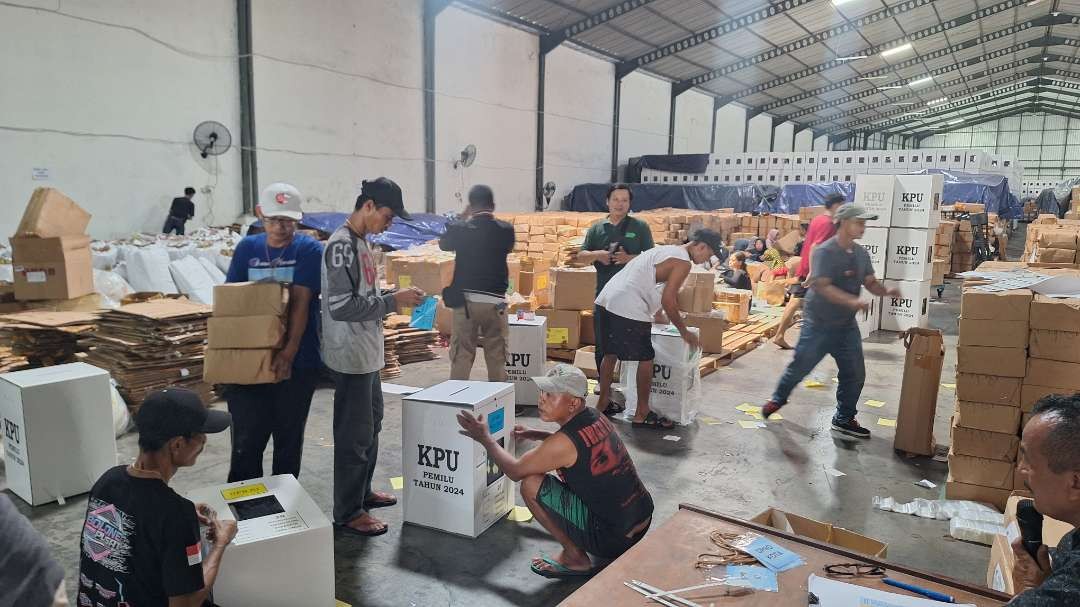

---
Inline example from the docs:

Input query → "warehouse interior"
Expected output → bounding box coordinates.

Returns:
[3,1,1080,606]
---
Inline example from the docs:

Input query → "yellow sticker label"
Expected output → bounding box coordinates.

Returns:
[390,476,404,490]
[402,307,413,316]
[877,418,897,427]
[546,327,569,345]
[508,505,534,522]
[399,275,412,288]
[221,483,268,501]
[804,380,825,388]
[536,273,549,290]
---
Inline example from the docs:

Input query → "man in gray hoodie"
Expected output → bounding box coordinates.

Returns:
[322,177,423,537]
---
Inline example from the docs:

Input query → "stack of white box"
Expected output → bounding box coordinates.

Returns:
[854,174,943,334]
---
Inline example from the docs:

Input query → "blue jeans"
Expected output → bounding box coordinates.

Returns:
[771,318,865,423]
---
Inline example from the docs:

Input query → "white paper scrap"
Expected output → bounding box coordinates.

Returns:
[807,574,977,607]
[382,383,422,395]
[915,479,937,489]
[662,435,681,442]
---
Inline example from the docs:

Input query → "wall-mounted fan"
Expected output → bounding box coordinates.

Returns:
[453,144,477,169]
[193,121,233,158]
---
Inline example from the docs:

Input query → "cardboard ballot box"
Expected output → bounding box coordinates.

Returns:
[507,316,546,407]
[0,363,116,505]
[880,279,930,332]
[856,227,888,278]
[402,381,516,538]
[186,475,334,607]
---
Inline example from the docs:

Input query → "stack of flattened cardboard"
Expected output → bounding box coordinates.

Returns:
[381,327,401,380]
[204,282,288,385]
[0,310,96,368]
[85,298,212,408]
[10,188,94,301]
[385,315,438,367]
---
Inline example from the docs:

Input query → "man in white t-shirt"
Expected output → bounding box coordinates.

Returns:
[593,229,725,429]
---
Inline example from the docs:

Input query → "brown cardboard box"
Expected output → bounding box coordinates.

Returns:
[203,348,279,384]
[1029,329,1080,363]
[573,346,598,379]
[398,258,454,295]
[1004,495,1075,548]
[956,345,1027,377]
[207,315,285,349]
[1038,231,1079,249]
[951,414,1019,461]
[435,296,453,335]
[986,532,1016,595]
[682,313,728,353]
[958,319,1028,348]
[1021,384,1063,412]
[945,478,1011,511]
[550,268,597,311]
[956,373,1022,406]
[948,451,1015,489]
[677,269,715,314]
[1037,248,1077,263]
[537,309,582,349]
[1030,295,1080,331]
[579,310,595,346]
[960,289,1032,321]
[16,188,92,237]
[213,282,289,317]
[1025,358,1080,391]
[799,206,827,222]
[932,259,947,285]
[894,329,944,456]
[751,508,887,558]
[11,235,94,301]
[775,230,801,255]
[955,401,1021,434]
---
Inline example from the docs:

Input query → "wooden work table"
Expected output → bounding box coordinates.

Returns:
[561,504,1011,606]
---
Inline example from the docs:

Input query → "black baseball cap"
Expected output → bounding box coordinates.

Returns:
[824,193,847,208]
[357,177,411,221]
[134,388,231,442]
[691,228,727,260]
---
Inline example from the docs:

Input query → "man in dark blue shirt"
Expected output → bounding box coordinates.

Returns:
[223,182,324,482]
[163,187,196,235]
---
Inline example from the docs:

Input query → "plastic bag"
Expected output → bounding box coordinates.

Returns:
[410,296,437,330]
[93,269,135,309]
[111,381,131,437]
[949,518,1006,545]
[127,246,178,293]
[197,257,226,285]
[620,326,701,425]
[168,257,215,304]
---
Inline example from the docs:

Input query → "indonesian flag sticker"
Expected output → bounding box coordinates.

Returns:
[186,542,203,566]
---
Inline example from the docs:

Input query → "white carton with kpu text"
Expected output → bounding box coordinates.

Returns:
[891,174,943,229]
[856,226,889,278]
[853,175,895,227]
[507,316,546,407]
[881,279,931,332]
[885,227,934,281]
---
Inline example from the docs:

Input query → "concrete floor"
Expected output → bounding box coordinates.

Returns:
[5,232,1018,606]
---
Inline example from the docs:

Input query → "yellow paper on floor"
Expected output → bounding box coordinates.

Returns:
[508,506,533,522]
[738,420,764,429]
[941,383,956,390]
[767,413,783,420]
[336,601,352,607]
[698,416,723,425]
[390,476,404,490]
[745,411,763,420]
[736,403,761,413]
[876,418,897,427]
[865,399,885,408]
[804,380,825,388]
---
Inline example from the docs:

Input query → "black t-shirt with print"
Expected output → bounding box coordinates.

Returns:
[78,466,205,607]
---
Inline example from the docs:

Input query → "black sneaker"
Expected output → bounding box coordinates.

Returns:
[831,418,870,438]
[762,400,784,419]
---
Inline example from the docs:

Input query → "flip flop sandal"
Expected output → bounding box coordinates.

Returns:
[632,411,674,429]
[363,493,398,509]
[601,401,626,417]
[335,521,389,537]
[529,555,595,579]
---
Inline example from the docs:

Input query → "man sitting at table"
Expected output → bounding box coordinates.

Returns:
[456,364,654,579]
[1009,392,1080,604]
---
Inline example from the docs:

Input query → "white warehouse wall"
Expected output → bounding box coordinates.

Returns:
[544,45,613,204]
[772,122,795,152]
[0,0,242,240]
[618,71,671,168]
[673,90,713,154]
[251,0,425,214]
[794,129,814,152]
[435,7,538,213]
[814,135,830,151]
[746,114,774,152]
[713,104,747,153]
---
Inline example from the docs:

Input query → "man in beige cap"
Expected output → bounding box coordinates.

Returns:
[457,364,653,579]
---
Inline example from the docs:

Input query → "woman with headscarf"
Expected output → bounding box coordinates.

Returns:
[765,228,780,250]
[748,237,767,262]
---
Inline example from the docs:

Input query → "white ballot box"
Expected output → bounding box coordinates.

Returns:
[507,315,546,406]
[0,363,115,506]
[619,325,701,425]
[402,381,515,538]
[857,288,880,340]
[186,474,334,607]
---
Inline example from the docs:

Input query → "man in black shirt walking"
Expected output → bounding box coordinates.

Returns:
[457,364,653,579]
[163,187,196,235]
[78,388,236,607]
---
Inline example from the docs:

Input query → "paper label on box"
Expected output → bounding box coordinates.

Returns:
[1006,521,1020,545]
[221,483,269,501]
[399,275,412,288]
[536,274,548,290]
[234,511,309,545]
[992,564,1006,592]
[26,271,47,283]
[546,327,568,345]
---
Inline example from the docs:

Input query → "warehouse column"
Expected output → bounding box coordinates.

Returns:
[423,0,451,213]
[236,0,257,214]
[709,97,721,153]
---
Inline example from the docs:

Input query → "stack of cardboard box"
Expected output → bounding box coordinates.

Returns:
[986,495,1076,595]
[204,282,288,384]
[948,288,1031,510]
[713,288,751,323]
[537,267,596,355]
[10,188,94,301]
[1028,225,1079,265]
[384,251,455,296]
[951,218,976,273]
[1024,294,1080,421]
[933,220,957,284]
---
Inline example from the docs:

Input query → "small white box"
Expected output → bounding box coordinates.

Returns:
[853,174,895,227]
[0,363,116,506]
[507,316,546,407]
[857,288,880,340]
[892,174,943,229]
[620,326,700,425]
[402,381,515,538]
[856,226,889,278]
[880,279,931,332]
[885,227,934,281]
[186,475,335,607]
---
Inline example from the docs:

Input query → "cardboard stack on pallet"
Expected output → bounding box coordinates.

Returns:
[0,311,96,369]
[498,212,601,264]
[537,267,596,358]
[713,287,751,324]
[203,282,288,385]
[1023,218,1080,266]
[933,220,957,283]
[10,188,94,302]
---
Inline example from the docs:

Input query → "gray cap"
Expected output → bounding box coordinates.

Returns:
[833,203,878,223]
[259,182,304,220]
[531,364,588,399]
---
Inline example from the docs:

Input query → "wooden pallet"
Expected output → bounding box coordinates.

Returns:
[546,347,577,362]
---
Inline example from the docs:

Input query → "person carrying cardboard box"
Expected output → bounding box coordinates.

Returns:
[762,205,901,438]
[1009,393,1080,604]
[439,185,516,382]
[222,183,324,483]
[574,184,655,372]
[593,229,725,429]
[322,177,424,537]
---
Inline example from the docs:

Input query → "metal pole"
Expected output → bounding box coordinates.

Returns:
[236,0,257,214]
[535,50,546,210]
[611,78,622,181]
[422,1,446,213]
[668,90,676,154]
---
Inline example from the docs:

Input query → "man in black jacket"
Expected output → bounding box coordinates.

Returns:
[163,187,196,235]
[440,185,515,381]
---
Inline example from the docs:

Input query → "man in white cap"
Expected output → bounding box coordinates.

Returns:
[457,364,654,579]
[221,183,325,482]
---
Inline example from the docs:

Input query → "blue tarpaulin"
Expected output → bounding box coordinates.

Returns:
[565,183,767,213]
[775,182,855,213]
[250,212,450,250]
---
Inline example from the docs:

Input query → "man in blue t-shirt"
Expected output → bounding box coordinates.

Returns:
[223,182,324,482]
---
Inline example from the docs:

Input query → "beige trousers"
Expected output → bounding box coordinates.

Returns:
[449,302,509,381]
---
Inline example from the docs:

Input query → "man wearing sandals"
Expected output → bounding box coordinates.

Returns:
[456,364,653,578]
[592,229,726,429]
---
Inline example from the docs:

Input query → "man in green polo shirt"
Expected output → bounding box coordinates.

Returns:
[574,183,654,394]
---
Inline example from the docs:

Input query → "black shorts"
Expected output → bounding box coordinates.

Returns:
[595,306,654,361]
[536,475,647,559]
[788,282,809,299]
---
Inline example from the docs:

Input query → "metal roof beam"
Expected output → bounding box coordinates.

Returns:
[539,0,659,54]
[879,81,1080,134]
[891,91,1042,134]
[888,87,1080,135]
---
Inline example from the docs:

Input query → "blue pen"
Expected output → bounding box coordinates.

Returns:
[883,577,955,603]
